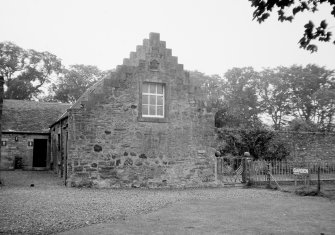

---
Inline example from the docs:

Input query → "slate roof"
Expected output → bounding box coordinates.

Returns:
[2,99,71,133]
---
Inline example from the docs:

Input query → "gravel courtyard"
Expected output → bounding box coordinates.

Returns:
[0,171,335,235]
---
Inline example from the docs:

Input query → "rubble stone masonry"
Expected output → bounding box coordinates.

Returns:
[1,133,49,170]
[66,33,216,188]
[279,132,335,162]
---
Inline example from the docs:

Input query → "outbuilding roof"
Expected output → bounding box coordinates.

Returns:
[2,99,71,133]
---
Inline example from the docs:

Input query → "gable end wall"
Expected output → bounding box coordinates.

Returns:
[66,33,216,188]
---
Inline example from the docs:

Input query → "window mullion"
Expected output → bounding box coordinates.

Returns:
[155,92,157,116]
[155,84,157,116]
[142,82,164,118]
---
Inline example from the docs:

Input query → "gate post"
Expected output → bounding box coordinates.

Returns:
[214,157,218,183]
[242,158,246,183]
[267,162,271,187]
[242,152,251,184]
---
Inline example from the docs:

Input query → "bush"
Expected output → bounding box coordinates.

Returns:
[216,127,290,160]
[288,118,318,132]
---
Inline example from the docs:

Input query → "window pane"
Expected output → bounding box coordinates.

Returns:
[142,95,149,104]
[149,105,156,115]
[149,95,156,105]
[142,105,149,115]
[149,84,156,93]
[142,83,164,118]
[157,84,163,94]
[157,96,163,105]
[143,83,149,93]
[157,106,163,116]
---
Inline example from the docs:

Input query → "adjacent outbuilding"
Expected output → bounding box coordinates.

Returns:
[0,99,70,170]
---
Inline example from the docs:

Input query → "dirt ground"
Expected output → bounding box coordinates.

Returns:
[1,171,335,235]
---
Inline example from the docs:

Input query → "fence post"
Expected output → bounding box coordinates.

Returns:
[267,162,271,188]
[214,157,218,184]
[247,160,251,184]
[317,165,321,194]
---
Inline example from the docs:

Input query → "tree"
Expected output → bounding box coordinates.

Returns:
[249,0,335,52]
[0,41,62,100]
[190,69,262,128]
[258,67,292,130]
[287,118,319,131]
[52,64,106,103]
[222,67,262,127]
[217,127,290,160]
[189,71,225,110]
[0,42,25,81]
[288,64,335,124]
[192,68,263,128]
[312,88,335,131]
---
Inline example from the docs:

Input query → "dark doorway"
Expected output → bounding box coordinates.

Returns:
[33,139,47,167]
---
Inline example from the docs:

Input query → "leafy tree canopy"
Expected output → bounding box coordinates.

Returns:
[223,67,262,126]
[287,64,335,124]
[249,0,335,52]
[192,68,263,128]
[288,118,319,131]
[0,41,62,100]
[194,64,335,131]
[258,67,292,130]
[51,64,107,103]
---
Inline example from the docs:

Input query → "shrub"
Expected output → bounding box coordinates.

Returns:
[216,127,290,160]
[288,118,318,132]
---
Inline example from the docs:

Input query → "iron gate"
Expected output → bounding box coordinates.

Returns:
[216,157,246,184]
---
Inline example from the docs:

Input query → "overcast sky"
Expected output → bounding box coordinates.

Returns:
[1,0,335,76]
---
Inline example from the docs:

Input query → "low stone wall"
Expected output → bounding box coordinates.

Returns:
[279,132,335,162]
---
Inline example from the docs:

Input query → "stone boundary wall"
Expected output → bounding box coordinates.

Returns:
[277,132,335,162]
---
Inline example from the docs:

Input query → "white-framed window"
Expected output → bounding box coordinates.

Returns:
[142,82,164,118]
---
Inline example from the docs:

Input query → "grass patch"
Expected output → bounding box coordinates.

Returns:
[294,187,325,197]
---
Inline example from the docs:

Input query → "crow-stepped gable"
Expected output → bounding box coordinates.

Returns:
[50,33,216,188]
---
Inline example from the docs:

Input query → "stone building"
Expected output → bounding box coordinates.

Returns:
[50,33,217,188]
[0,99,70,170]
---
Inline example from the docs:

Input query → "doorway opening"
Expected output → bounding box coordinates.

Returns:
[33,139,47,168]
